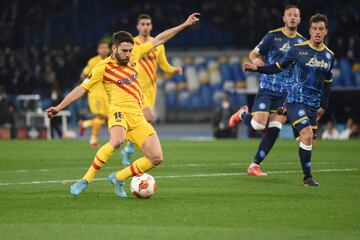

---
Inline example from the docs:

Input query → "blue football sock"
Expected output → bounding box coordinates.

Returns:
[253,127,280,165]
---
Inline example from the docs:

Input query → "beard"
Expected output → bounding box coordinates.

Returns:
[287,25,297,31]
[114,52,130,66]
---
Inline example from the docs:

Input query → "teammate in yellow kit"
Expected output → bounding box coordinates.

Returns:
[46,13,200,198]
[121,14,182,164]
[79,40,110,148]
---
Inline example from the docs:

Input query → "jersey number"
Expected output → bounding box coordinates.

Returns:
[114,112,123,121]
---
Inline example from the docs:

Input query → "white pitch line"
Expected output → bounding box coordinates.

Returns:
[0,161,351,174]
[0,168,357,187]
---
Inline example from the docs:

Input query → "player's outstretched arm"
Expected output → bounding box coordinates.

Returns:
[249,49,265,66]
[46,85,86,118]
[245,46,296,74]
[151,13,200,48]
[243,62,286,74]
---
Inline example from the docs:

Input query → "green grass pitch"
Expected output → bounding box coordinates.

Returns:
[0,139,359,240]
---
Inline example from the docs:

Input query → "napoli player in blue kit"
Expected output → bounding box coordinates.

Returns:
[229,5,305,176]
[243,13,334,186]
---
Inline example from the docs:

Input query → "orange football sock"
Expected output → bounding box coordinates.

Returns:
[83,143,116,182]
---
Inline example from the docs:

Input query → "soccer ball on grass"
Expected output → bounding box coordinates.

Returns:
[130,173,156,198]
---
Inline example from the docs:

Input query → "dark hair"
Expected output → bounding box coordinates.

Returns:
[112,31,134,45]
[137,13,152,23]
[284,4,299,12]
[309,13,328,28]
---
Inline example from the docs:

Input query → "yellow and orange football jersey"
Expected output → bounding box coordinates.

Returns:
[133,36,175,108]
[82,55,109,115]
[82,56,108,99]
[81,41,155,116]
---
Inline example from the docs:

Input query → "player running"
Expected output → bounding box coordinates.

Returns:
[229,5,305,176]
[121,14,182,165]
[78,40,110,148]
[243,13,334,187]
[46,13,200,197]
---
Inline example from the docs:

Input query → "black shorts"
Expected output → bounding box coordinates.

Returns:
[286,102,318,137]
[251,89,286,115]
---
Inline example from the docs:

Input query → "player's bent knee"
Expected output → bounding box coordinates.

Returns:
[299,128,313,145]
[145,114,154,123]
[143,108,154,123]
[109,137,125,149]
[268,121,283,129]
[251,119,266,130]
[149,153,163,166]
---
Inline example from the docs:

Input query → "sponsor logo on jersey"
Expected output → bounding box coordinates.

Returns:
[305,57,329,69]
[117,73,139,85]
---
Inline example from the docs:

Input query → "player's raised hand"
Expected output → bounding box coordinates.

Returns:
[183,13,200,27]
[46,106,60,118]
[173,66,183,75]
[243,63,258,72]
[253,58,265,67]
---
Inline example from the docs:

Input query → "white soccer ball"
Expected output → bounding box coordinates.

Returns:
[130,173,156,198]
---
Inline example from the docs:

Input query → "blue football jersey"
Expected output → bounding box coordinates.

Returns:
[277,40,334,109]
[255,27,305,94]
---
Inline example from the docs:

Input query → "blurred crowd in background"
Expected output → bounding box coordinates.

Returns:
[0,0,359,139]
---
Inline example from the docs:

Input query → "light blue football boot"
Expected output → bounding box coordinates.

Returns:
[70,179,88,197]
[121,142,135,165]
[108,172,127,197]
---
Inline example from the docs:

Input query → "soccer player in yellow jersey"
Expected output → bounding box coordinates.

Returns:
[46,13,200,198]
[121,14,182,165]
[79,40,110,148]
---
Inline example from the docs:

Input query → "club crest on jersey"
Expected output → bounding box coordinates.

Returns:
[279,43,290,52]
[325,52,332,60]
[298,109,306,116]
[305,57,329,69]
[259,103,266,110]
